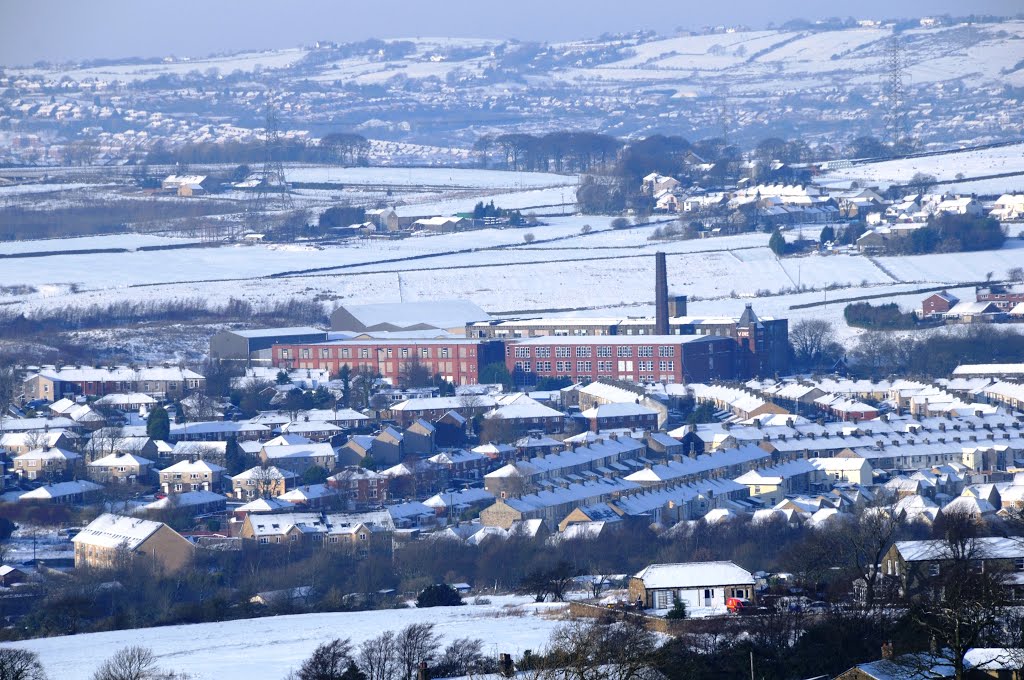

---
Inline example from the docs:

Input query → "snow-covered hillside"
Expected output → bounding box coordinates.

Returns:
[10,597,566,680]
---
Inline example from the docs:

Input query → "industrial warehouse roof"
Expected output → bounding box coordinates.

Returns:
[335,300,490,329]
[508,335,726,345]
[227,327,327,338]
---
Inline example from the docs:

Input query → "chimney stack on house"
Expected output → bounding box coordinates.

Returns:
[655,251,669,335]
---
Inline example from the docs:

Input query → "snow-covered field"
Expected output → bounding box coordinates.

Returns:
[820,143,1024,190]
[283,166,575,190]
[11,596,566,680]
[0,233,200,255]
[2,215,1022,343]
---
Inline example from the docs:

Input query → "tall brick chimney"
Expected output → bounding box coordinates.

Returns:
[655,251,669,335]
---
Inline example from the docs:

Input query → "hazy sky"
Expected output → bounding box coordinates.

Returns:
[2,0,1021,65]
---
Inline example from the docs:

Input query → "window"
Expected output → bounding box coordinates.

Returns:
[359,348,370,359]
[515,361,530,372]
[440,348,449,359]
[400,348,409,358]
[515,347,531,358]
[638,361,653,372]
[928,563,940,577]
[342,348,351,358]
[659,360,675,372]
[320,347,331,358]
[617,360,634,372]
[597,361,613,373]
[420,347,430,358]
[301,348,311,359]
[535,347,550,358]
[659,346,675,357]
[576,346,591,357]
[329,536,339,543]
[617,346,633,358]
[577,361,592,373]
[538,361,552,372]
[359,533,367,541]
[555,347,572,358]
[556,361,570,372]
[596,346,612,357]
[638,346,654,358]
[259,537,269,544]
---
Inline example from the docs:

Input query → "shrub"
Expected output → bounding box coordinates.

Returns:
[416,584,464,608]
[665,596,687,620]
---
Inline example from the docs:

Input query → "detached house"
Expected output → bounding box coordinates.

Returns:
[73,513,194,574]
[629,561,756,610]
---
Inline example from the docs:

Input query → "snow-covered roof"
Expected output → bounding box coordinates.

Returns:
[88,452,154,467]
[260,443,334,460]
[94,393,158,406]
[145,490,225,510]
[895,536,1024,562]
[954,363,1024,377]
[390,395,497,411]
[72,513,167,549]
[33,365,203,382]
[231,465,298,481]
[484,395,563,420]
[19,479,103,500]
[236,497,295,513]
[15,446,80,462]
[336,300,490,329]
[734,459,816,486]
[633,561,754,589]
[581,403,658,419]
[423,488,495,509]
[161,459,225,474]
[230,326,325,338]
[277,484,336,502]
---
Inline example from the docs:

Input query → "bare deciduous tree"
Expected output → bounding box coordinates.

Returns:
[0,648,48,680]
[356,631,396,680]
[292,638,361,680]
[90,645,189,680]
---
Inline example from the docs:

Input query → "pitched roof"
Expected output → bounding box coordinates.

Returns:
[19,480,102,500]
[633,561,755,589]
[73,513,166,549]
[336,300,490,329]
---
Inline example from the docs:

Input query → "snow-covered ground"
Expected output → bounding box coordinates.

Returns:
[0,233,201,255]
[2,216,1022,345]
[283,166,575,190]
[820,143,1024,190]
[11,596,567,680]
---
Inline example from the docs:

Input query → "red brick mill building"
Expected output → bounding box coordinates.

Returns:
[271,338,504,385]
[505,335,737,387]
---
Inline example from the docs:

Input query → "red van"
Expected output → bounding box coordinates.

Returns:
[726,597,752,614]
